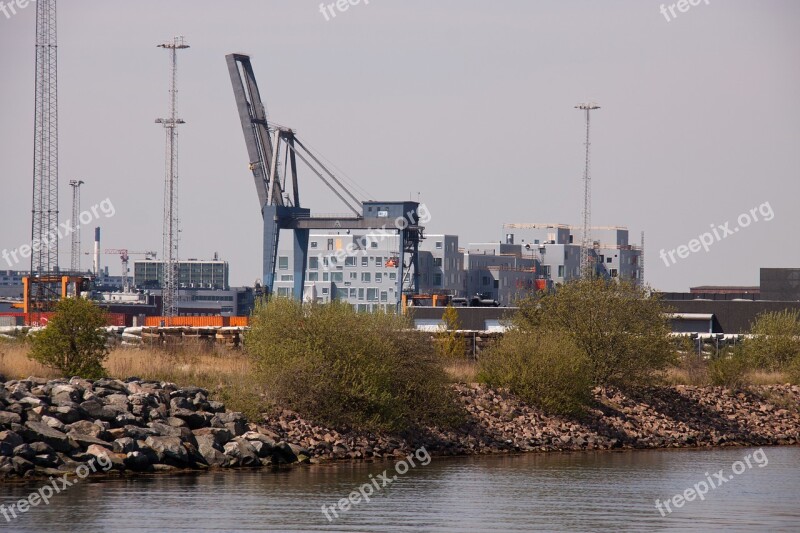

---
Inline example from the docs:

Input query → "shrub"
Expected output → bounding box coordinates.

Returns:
[435,305,463,359]
[245,298,462,433]
[743,310,800,371]
[478,327,592,417]
[516,278,674,389]
[28,298,109,379]
[708,349,751,390]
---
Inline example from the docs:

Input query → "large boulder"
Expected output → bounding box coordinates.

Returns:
[144,436,190,466]
[21,421,76,453]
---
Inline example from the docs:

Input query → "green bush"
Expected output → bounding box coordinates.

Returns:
[478,327,592,417]
[516,278,675,389]
[245,298,462,433]
[28,298,109,379]
[435,305,463,359]
[708,349,751,389]
[743,310,800,371]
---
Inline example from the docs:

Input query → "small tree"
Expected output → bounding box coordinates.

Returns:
[28,298,109,379]
[516,278,674,389]
[436,304,463,359]
[743,310,800,371]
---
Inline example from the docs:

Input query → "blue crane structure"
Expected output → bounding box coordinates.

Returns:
[225,54,423,303]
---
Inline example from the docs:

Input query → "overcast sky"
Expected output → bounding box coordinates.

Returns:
[1,0,798,291]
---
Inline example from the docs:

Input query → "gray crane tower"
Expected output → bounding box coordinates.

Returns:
[226,54,422,304]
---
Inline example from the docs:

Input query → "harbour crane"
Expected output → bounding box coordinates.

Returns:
[226,53,423,303]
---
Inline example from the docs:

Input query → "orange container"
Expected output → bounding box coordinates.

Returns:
[229,316,250,327]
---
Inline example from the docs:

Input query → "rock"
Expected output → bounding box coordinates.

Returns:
[13,443,35,460]
[41,415,67,432]
[22,421,76,453]
[124,451,153,471]
[0,430,24,449]
[223,438,259,467]
[112,437,137,454]
[0,411,22,425]
[194,434,227,467]
[144,436,190,466]
[147,422,183,438]
[172,408,212,430]
[192,427,233,446]
[67,431,112,449]
[12,456,34,475]
[86,444,124,470]
[79,400,117,422]
[52,405,83,424]
[67,420,106,439]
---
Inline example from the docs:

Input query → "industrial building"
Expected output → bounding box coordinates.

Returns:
[133,258,230,290]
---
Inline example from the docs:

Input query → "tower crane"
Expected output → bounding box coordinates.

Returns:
[104,249,157,293]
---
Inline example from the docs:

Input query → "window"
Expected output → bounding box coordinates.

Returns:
[349,288,357,298]
[345,256,356,267]
[482,276,489,286]
[358,288,365,301]
[322,287,329,294]
[277,287,292,297]
[375,272,382,283]
[389,272,397,280]
[331,272,343,283]
[598,254,605,263]
[280,275,293,282]
[361,272,371,283]
[327,239,334,251]
[361,257,369,267]
[380,291,388,302]
[371,241,378,249]
[434,273,442,286]
[435,241,443,249]
[278,257,289,270]
[310,241,318,249]
[543,265,551,278]
[336,288,348,300]
[433,257,442,267]
[494,279,499,289]
[308,272,319,282]
[558,265,565,278]
[607,257,612,263]
[308,257,319,270]
[350,271,358,280]
[367,288,379,301]
[610,268,618,278]
[323,272,329,281]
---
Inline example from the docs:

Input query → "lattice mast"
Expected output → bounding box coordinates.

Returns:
[69,179,83,272]
[575,102,600,280]
[30,0,59,307]
[156,37,189,318]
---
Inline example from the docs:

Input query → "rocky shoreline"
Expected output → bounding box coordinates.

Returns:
[1,377,799,480]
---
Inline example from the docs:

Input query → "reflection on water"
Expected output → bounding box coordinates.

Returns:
[1,447,798,532]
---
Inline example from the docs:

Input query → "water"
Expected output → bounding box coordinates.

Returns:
[1,447,798,532]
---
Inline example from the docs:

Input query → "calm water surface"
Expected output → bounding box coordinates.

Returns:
[1,446,798,532]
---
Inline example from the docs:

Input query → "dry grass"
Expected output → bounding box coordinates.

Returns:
[0,340,269,421]
[444,358,478,384]
[663,364,788,387]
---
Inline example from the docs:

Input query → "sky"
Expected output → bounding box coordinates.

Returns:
[0,0,798,291]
